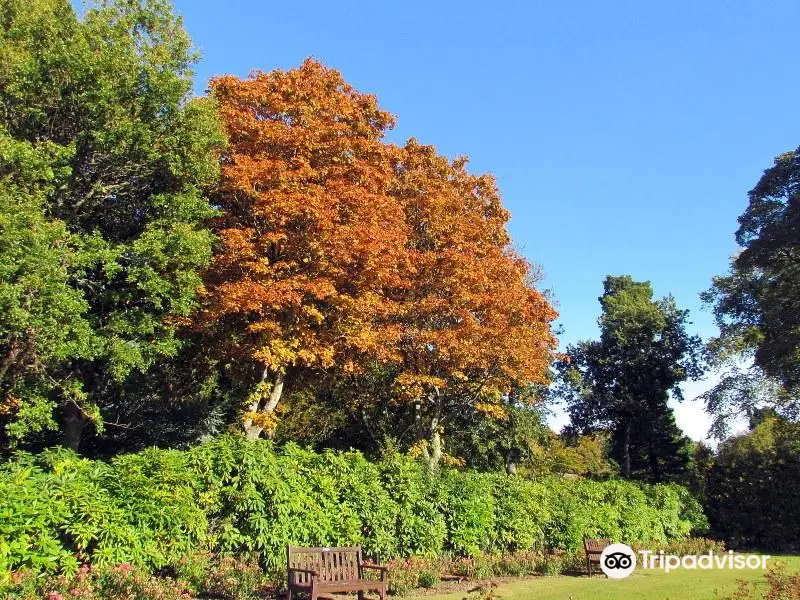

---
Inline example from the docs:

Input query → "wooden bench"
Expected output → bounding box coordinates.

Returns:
[583,537,611,577]
[287,545,388,600]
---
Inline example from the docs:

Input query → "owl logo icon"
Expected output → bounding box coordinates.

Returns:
[600,543,637,579]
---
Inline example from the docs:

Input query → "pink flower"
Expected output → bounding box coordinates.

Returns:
[117,562,133,572]
[47,592,65,600]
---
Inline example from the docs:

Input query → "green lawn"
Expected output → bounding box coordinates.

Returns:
[410,555,799,600]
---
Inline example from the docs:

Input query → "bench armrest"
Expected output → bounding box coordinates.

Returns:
[362,562,389,581]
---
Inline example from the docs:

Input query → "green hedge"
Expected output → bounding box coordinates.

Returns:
[0,435,707,579]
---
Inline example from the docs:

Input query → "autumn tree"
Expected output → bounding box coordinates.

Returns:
[387,140,557,467]
[0,0,223,451]
[284,142,559,466]
[201,60,411,439]
[200,62,558,451]
[559,276,702,481]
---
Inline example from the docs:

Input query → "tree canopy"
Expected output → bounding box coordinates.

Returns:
[558,275,702,481]
[702,148,800,437]
[197,61,557,461]
[705,416,800,550]
[0,0,224,450]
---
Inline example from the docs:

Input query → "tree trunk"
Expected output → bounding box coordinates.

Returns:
[243,370,285,440]
[505,450,518,475]
[622,419,632,479]
[242,398,263,440]
[62,402,87,451]
[414,394,443,469]
[428,419,442,469]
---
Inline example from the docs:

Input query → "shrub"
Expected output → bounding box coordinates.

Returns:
[448,554,501,580]
[495,551,541,577]
[0,435,709,580]
[0,564,191,600]
[719,564,800,600]
[199,554,268,600]
[538,554,563,576]
[172,551,211,595]
[385,556,442,596]
[378,452,446,558]
[558,550,588,575]
[0,447,210,576]
[491,478,547,552]
[0,452,79,576]
[631,537,725,557]
[416,569,439,589]
[385,560,417,596]
[441,471,496,556]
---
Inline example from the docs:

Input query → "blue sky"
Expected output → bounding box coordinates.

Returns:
[171,0,800,440]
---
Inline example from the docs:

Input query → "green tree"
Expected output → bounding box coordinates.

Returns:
[706,416,800,550]
[682,440,714,499]
[434,385,550,473]
[559,275,702,481]
[702,148,800,436]
[0,0,224,451]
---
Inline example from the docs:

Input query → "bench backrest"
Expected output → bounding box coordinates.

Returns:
[584,537,611,556]
[287,546,363,584]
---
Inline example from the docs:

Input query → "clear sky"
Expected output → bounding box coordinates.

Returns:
[170,0,800,441]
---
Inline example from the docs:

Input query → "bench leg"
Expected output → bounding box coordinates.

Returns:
[586,557,591,577]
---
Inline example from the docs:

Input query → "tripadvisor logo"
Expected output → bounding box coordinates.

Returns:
[600,543,771,579]
[600,544,637,579]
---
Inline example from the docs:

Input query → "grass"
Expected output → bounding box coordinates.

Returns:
[408,555,800,600]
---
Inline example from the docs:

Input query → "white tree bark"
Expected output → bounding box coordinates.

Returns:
[243,370,285,440]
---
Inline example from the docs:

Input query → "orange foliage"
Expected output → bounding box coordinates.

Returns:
[202,59,409,379]
[390,139,557,405]
[198,59,557,434]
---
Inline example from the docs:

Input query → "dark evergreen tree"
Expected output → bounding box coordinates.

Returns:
[558,275,703,481]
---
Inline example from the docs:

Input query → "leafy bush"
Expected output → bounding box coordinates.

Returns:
[378,452,447,559]
[631,537,725,557]
[538,553,563,576]
[0,447,209,578]
[492,478,548,552]
[416,569,439,589]
[495,550,542,577]
[197,554,268,600]
[0,564,190,600]
[719,564,800,600]
[449,554,502,580]
[441,471,496,556]
[446,550,583,580]
[385,556,442,596]
[0,435,708,581]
